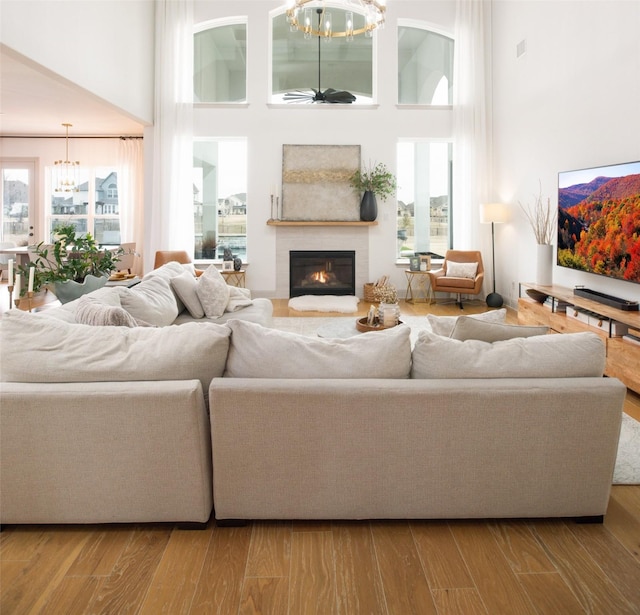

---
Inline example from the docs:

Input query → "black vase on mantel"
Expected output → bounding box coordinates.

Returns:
[360,191,378,222]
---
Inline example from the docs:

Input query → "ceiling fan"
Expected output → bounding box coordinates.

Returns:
[284,8,357,104]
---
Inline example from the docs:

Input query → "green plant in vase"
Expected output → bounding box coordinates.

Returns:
[349,161,397,222]
[16,224,122,302]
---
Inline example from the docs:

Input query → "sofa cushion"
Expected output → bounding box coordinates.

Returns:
[450,317,549,342]
[170,271,205,319]
[143,261,191,313]
[225,319,412,379]
[0,310,230,394]
[116,276,179,327]
[446,261,478,279]
[411,330,605,379]
[427,308,506,337]
[196,265,230,319]
[75,295,140,327]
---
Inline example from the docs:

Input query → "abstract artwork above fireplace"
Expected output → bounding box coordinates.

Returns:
[281,145,360,221]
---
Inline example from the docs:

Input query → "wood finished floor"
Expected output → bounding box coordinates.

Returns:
[1,298,640,615]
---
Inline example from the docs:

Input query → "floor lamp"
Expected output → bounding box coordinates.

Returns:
[480,203,508,308]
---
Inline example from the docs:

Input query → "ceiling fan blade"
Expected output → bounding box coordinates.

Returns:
[320,88,356,104]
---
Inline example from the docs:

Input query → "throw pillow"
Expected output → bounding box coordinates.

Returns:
[144,261,189,313]
[446,261,478,279]
[0,310,231,396]
[224,319,412,379]
[427,308,506,337]
[75,295,139,327]
[450,317,548,342]
[197,265,230,319]
[170,271,205,319]
[116,276,179,327]
[411,330,605,379]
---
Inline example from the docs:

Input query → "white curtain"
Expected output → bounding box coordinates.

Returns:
[146,0,194,270]
[118,138,144,275]
[452,0,490,251]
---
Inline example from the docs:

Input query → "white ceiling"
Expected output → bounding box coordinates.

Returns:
[0,48,147,137]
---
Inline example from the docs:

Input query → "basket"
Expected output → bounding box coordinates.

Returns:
[356,317,403,333]
[363,283,377,302]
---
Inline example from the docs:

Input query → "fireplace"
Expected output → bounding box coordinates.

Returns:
[289,250,356,297]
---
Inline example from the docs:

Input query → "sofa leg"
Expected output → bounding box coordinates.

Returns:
[216,519,249,527]
[574,515,604,524]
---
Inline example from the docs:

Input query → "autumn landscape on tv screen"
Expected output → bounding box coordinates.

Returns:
[557,161,640,284]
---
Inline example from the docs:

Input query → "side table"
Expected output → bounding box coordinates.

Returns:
[221,269,246,288]
[405,270,434,304]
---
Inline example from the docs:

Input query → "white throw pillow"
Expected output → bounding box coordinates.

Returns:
[0,310,230,395]
[446,261,478,279]
[75,295,139,327]
[196,265,230,319]
[144,261,189,313]
[427,308,506,337]
[116,276,179,327]
[170,271,205,319]
[411,330,605,379]
[450,317,548,342]
[225,319,412,379]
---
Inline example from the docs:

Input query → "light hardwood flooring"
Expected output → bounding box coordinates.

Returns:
[1,297,640,615]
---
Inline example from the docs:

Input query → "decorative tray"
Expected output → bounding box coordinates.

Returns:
[109,273,136,281]
[355,317,403,333]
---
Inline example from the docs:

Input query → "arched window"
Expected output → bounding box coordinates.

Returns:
[194,18,247,103]
[398,21,453,106]
[271,5,374,104]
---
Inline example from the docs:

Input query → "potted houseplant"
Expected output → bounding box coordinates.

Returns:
[519,182,556,285]
[349,161,398,222]
[16,224,122,303]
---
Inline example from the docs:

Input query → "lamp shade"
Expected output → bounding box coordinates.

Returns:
[480,202,508,224]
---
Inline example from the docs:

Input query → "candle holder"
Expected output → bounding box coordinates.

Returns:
[14,291,34,312]
[270,194,275,221]
[7,284,14,309]
[276,196,281,220]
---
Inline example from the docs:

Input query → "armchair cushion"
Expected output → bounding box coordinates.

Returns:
[446,261,478,279]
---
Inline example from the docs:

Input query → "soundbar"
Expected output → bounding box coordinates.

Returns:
[573,287,639,311]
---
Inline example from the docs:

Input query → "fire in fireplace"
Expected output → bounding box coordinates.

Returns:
[289,250,355,297]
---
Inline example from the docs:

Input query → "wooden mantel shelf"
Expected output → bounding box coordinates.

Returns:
[266,219,377,227]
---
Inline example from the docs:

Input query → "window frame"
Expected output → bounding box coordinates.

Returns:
[194,16,249,106]
[268,3,379,106]
[397,18,454,109]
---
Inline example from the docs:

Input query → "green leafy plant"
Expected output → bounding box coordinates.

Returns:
[350,161,398,201]
[16,224,122,296]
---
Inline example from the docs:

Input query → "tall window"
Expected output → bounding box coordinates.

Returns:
[397,141,452,258]
[1,161,35,245]
[194,19,247,103]
[398,23,453,105]
[271,8,374,103]
[47,167,121,244]
[193,139,247,260]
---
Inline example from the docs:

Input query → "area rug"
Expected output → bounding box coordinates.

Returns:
[288,295,360,313]
[614,414,640,484]
[271,316,640,485]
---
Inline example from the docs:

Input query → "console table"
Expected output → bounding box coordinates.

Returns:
[518,282,640,394]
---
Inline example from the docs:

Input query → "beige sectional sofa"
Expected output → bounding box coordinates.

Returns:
[0,290,627,526]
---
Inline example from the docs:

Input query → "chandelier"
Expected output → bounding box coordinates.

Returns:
[53,123,80,193]
[286,0,386,40]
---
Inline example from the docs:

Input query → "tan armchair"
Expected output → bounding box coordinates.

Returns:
[427,250,485,309]
[154,250,204,276]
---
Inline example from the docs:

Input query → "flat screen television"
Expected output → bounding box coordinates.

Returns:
[557,160,640,285]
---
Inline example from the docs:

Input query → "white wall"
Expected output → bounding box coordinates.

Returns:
[193,0,456,296]
[491,0,640,306]
[0,0,154,125]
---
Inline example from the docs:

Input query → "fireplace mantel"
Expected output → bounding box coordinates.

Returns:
[267,219,377,227]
